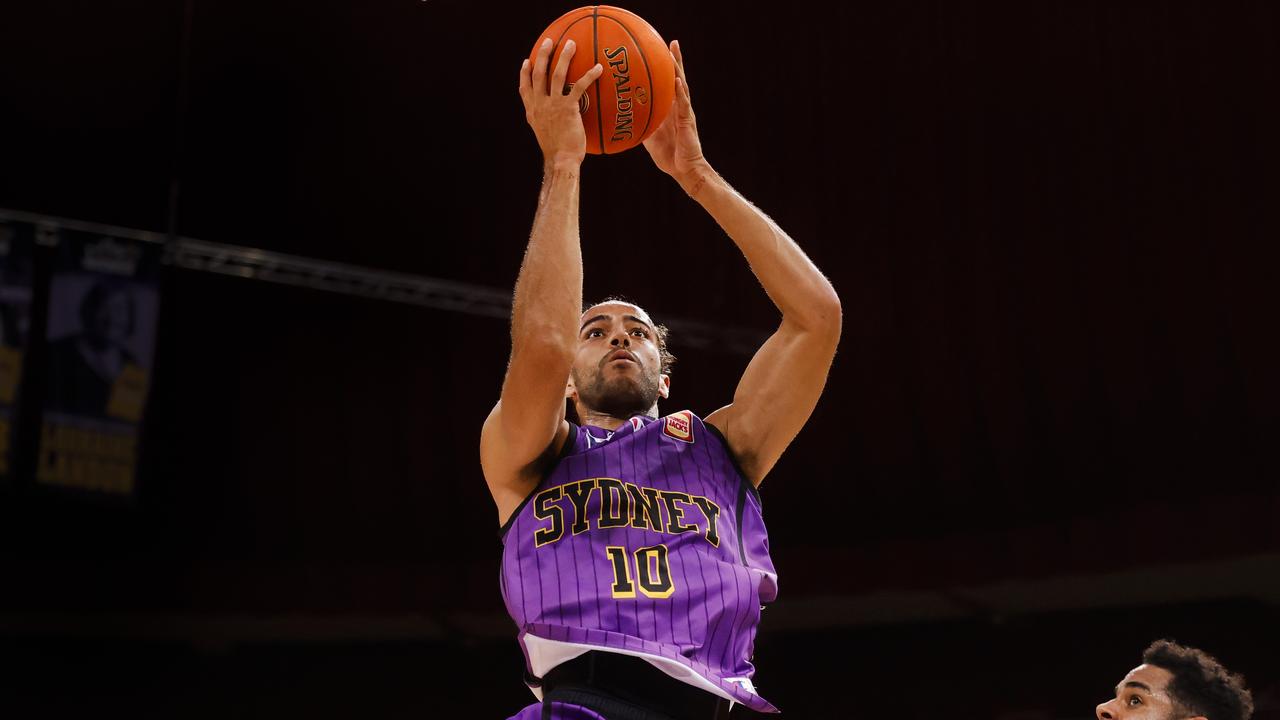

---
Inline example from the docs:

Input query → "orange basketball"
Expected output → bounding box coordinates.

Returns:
[529,6,675,155]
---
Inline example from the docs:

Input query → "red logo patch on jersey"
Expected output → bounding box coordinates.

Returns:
[662,411,694,443]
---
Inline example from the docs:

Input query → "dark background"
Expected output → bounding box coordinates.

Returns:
[1,0,1277,717]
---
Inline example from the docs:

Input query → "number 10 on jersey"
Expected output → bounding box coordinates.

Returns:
[605,544,675,599]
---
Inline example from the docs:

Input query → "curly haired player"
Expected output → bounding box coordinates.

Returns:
[482,37,841,719]
[1096,640,1254,720]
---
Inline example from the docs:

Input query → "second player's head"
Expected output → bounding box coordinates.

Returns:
[1095,640,1253,720]
[568,298,675,422]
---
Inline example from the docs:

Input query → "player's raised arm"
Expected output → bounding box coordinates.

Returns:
[481,40,604,523]
[643,41,842,486]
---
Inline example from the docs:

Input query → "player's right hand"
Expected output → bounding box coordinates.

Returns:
[519,38,603,168]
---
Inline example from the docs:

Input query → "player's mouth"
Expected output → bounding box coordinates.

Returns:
[604,349,639,366]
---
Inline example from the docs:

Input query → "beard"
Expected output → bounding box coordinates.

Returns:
[572,362,662,419]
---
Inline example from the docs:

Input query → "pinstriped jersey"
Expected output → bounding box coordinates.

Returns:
[499,411,779,713]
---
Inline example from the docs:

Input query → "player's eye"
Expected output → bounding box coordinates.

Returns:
[586,329,603,338]
[1127,696,1143,706]
[631,329,648,338]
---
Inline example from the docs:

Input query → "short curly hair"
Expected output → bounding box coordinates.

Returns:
[583,296,676,374]
[1142,640,1254,720]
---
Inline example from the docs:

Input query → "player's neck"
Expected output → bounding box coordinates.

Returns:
[576,405,659,431]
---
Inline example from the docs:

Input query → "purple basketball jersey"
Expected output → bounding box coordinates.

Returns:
[500,411,779,713]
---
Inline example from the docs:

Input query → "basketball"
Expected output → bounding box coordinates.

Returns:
[529,6,676,155]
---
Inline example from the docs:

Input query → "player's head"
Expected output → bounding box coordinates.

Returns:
[1095,640,1253,720]
[568,298,675,421]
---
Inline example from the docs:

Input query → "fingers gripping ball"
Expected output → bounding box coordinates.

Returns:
[530,6,675,155]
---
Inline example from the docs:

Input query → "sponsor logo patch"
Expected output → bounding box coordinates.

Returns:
[662,411,694,443]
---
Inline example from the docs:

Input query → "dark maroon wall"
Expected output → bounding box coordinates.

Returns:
[0,1,1276,716]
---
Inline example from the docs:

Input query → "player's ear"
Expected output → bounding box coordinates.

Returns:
[565,376,578,401]
[658,374,670,399]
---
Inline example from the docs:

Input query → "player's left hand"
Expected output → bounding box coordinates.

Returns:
[643,40,709,188]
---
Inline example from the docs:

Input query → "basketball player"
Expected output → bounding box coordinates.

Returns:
[483,38,840,719]
[1096,640,1254,720]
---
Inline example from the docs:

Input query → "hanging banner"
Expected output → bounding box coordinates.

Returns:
[0,220,37,483]
[38,229,162,496]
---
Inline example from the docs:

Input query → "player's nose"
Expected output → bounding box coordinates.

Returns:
[1096,700,1117,720]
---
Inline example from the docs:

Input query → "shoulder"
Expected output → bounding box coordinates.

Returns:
[701,405,764,487]
[481,411,577,525]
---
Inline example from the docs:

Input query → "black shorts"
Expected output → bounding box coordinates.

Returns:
[538,651,733,720]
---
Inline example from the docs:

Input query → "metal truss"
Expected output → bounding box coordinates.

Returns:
[168,237,518,321]
[0,209,766,354]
